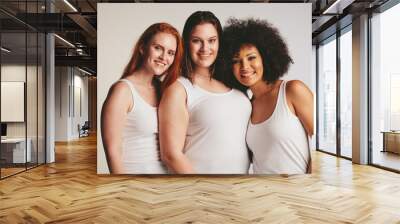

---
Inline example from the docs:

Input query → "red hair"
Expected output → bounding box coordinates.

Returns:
[121,23,183,92]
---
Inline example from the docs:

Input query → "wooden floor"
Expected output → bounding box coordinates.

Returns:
[1,167,26,178]
[1,135,400,223]
[1,163,45,178]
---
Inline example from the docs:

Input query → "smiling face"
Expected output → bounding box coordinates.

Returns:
[232,44,264,87]
[188,23,219,70]
[142,32,177,76]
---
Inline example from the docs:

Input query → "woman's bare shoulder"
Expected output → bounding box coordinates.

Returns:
[103,81,133,111]
[286,80,313,99]
[162,80,187,100]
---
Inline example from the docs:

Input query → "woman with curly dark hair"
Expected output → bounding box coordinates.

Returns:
[223,18,314,174]
[159,11,251,174]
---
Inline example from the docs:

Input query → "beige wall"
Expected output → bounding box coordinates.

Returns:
[54,67,90,141]
[88,77,97,132]
[1,65,42,139]
[1,64,45,163]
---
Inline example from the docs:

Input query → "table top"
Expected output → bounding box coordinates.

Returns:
[1,138,28,143]
[381,131,400,134]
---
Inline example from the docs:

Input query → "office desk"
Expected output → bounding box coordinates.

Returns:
[382,131,400,154]
[1,138,31,163]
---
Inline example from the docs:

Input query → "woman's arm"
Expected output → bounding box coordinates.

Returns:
[159,81,194,173]
[101,82,132,174]
[286,80,314,137]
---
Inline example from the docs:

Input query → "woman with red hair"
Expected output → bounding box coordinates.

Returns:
[101,23,183,174]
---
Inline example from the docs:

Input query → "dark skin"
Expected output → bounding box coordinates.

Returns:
[233,44,314,173]
[232,45,314,136]
[250,80,283,124]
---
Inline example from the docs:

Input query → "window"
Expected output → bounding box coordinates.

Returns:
[370,2,400,171]
[339,28,352,158]
[317,36,337,155]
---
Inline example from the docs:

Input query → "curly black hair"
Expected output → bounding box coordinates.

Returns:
[222,18,293,92]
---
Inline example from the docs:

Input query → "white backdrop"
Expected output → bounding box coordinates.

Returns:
[97,3,312,174]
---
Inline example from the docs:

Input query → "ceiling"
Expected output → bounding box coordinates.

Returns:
[0,0,391,75]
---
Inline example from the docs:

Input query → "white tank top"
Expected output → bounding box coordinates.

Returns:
[246,80,310,174]
[118,79,167,174]
[177,77,251,174]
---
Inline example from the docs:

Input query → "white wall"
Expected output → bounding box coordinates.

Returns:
[55,67,69,141]
[1,64,46,163]
[54,67,89,141]
[311,45,317,151]
[46,32,56,163]
[1,65,37,138]
[97,3,313,174]
[352,14,369,164]
[72,72,89,138]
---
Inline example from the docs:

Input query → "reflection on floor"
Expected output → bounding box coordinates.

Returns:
[0,167,25,177]
[0,162,41,178]
[341,147,352,158]
[373,150,400,171]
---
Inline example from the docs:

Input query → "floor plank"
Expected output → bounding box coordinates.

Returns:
[1,134,400,223]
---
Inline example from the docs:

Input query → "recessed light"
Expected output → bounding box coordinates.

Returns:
[63,0,78,12]
[54,34,75,48]
[1,47,11,53]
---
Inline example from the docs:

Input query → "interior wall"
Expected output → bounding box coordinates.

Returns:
[311,45,317,150]
[352,14,369,164]
[72,71,89,138]
[46,32,56,163]
[55,66,70,141]
[88,77,97,132]
[54,66,89,141]
[1,64,40,139]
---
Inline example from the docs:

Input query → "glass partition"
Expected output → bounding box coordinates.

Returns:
[339,27,352,158]
[370,3,400,171]
[317,35,337,155]
[1,31,28,178]
[0,1,46,179]
[27,31,38,169]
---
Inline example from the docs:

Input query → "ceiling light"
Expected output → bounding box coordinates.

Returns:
[323,0,342,14]
[322,0,354,15]
[78,67,93,76]
[54,34,75,48]
[63,0,78,12]
[1,47,11,53]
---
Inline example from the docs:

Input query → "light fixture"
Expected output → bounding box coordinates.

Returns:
[322,0,354,15]
[63,0,78,12]
[54,34,75,48]
[1,47,11,53]
[78,67,93,76]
